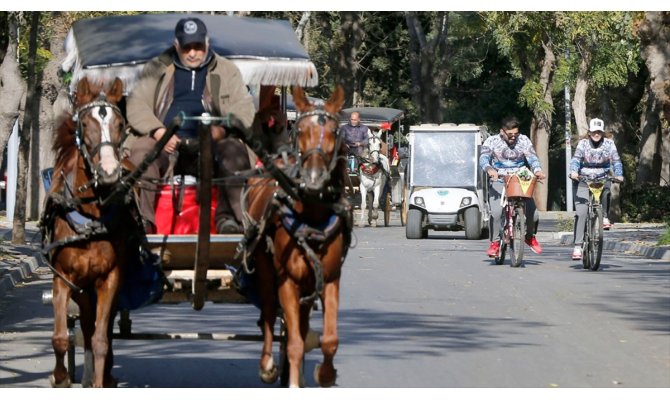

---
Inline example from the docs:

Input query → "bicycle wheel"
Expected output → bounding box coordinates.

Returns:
[588,207,604,271]
[508,204,525,268]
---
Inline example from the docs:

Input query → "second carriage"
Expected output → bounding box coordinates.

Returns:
[340,106,406,227]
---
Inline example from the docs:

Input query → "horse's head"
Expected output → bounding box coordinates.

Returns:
[72,77,126,187]
[366,131,383,164]
[292,85,345,194]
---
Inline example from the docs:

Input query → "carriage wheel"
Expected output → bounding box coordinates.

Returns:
[384,192,392,227]
[400,186,408,227]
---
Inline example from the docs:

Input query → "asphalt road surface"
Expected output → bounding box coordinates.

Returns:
[1,220,668,392]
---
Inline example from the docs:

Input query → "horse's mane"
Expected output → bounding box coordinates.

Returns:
[52,111,78,173]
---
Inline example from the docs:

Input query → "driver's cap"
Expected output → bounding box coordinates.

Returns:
[589,118,605,132]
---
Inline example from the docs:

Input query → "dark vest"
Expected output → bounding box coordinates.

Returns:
[163,64,208,138]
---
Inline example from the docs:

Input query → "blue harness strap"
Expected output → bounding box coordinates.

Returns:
[279,204,341,242]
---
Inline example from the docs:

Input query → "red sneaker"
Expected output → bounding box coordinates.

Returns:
[603,218,612,230]
[487,241,501,258]
[525,236,543,255]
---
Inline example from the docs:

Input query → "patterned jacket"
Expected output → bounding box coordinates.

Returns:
[570,138,623,180]
[479,133,542,176]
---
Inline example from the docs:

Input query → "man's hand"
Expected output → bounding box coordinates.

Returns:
[614,176,624,183]
[152,127,180,154]
[211,125,226,141]
[569,171,579,181]
[535,170,546,181]
[487,168,499,181]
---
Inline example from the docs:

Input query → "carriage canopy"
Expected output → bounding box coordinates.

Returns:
[62,13,318,94]
[339,107,404,129]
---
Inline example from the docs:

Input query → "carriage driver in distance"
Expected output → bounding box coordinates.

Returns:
[126,17,256,235]
[340,111,370,158]
[479,116,546,258]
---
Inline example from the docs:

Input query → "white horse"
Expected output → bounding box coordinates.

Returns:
[358,131,389,227]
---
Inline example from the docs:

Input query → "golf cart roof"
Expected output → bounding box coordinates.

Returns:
[410,123,485,132]
[62,13,318,93]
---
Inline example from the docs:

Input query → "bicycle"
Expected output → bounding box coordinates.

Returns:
[576,176,621,271]
[494,169,537,268]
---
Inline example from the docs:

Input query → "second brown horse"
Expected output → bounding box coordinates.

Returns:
[241,86,352,387]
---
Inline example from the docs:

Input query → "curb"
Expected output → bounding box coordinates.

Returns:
[0,251,46,298]
[559,232,670,261]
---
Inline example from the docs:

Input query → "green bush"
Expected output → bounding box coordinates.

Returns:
[557,214,574,232]
[659,229,670,246]
[621,184,670,223]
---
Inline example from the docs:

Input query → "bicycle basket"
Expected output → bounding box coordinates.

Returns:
[503,174,537,198]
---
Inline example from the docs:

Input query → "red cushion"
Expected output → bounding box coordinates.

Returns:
[154,185,218,234]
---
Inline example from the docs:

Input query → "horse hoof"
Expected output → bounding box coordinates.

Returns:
[104,375,119,388]
[259,365,279,384]
[313,363,337,388]
[49,373,71,388]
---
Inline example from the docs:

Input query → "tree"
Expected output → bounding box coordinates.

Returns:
[635,11,670,186]
[0,12,26,181]
[483,12,559,211]
[404,12,450,123]
[12,11,40,244]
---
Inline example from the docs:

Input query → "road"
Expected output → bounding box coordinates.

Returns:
[0,218,668,390]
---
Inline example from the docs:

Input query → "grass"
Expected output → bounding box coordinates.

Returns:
[556,214,574,232]
[659,224,670,246]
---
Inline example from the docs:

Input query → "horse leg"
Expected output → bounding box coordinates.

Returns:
[278,280,304,388]
[91,268,120,388]
[368,185,377,227]
[256,250,279,384]
[314,278,340,387]
[359,186,367,227]
[50,278,72,388]
[74,291,95,387]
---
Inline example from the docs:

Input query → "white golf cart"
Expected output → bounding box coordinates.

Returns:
[403,123,490,239]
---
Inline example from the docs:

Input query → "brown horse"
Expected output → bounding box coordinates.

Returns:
[41,76,136,387]
[241,86,352,387]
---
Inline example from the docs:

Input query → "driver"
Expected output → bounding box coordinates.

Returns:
[126,17,256,234]
[340,111,370,157]
[479,116,546,258]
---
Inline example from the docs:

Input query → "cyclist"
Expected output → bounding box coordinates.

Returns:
[480,116,546,257]
[569,118,624,260]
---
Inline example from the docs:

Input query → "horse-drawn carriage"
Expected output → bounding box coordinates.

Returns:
[339,107,405,227]
[40,13,348,388]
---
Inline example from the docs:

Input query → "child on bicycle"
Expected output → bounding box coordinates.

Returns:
[569,118,624,260]
[479,116,546,258]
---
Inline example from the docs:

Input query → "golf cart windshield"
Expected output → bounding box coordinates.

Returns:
[410,130,478,188]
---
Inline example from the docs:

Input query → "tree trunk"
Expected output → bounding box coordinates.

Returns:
[405,12,450,123]
[338,12,364,106]
[12,12,40,244]
[636,11,670,186]
[530,42,555,211]
[30,12,68,220]
[572,54,590,139]
[637,89,663,186]
[0,13,26,173]
[295,11,310,42]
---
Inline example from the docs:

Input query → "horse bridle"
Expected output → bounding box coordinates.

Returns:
[293,109,343,182]
[72,94,127,191]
